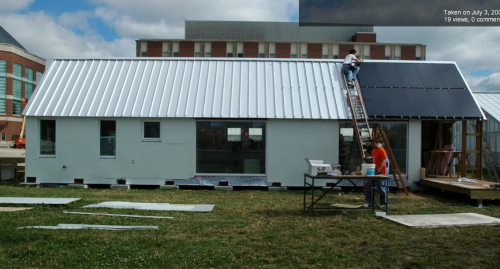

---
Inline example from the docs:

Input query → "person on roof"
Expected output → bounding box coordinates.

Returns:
[343,49,363,86]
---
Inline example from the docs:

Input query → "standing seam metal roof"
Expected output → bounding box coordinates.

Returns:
[473,92,500,122]
[23,58,349,119]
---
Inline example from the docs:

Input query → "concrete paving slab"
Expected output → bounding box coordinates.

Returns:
[0,197,81,205]
[110,184,130,190]
[160,185,179,190]
[384,213,500,228]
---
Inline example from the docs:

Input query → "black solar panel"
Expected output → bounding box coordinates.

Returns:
[448,89,484,117]
[405,89,437,117]
[426,89,460,117]
[356,63,382,87]
[435,64,467,89]
[415,64,446,88]
[384,88,413,117]
[376,63,404,88]
[361,88,391,117]
[396,64,424,88]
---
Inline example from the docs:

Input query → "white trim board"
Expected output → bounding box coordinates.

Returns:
[82,201,215,212]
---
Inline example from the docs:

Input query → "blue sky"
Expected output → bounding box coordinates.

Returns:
[0,0,499,92]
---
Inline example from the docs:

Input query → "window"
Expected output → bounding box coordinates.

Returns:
[205,52,211,57]
[141,52,147,57]
[40,120,56,155]
[338,122,407,173]
[333,55,339,59]
[364,56,370,59]
[195,52,201,57]
[143,121,160,142]
[416,57,421,60]
[13,63,22,115]
[385,56,391,60]
[269,53,275,58]
[0,60,6,113]
[1,133,5,141]
[395,56,401,60]
[291,54,297,58]
[237,53,243,58]
[196,121,266,174]
[100,120,116,157]
[173,52,179,57]
[163,52,171,57]
[258,53,265,58]
[322,55,328,59]
[25,67,34,99]
[227,53,233,57]
[36,71,43,84]
[301,54,307,58]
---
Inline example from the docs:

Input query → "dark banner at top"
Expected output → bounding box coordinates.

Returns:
[299,0,500,26]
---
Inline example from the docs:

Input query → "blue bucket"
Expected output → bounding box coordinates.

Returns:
[366,168,375,175]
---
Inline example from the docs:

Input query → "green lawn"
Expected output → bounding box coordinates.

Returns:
[0,185,499,268]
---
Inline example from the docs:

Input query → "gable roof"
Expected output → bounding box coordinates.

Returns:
[0,26,26,51]
[24,58,484,121]
[473,92,500,122]
[23,58,349,119]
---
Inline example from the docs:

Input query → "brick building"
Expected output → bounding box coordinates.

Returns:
[136,21,426,61]
[0,26,45,141]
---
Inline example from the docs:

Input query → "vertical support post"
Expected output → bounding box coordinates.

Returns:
[438,122,443,150]
[476,121,483,180]
[461,121,467,177]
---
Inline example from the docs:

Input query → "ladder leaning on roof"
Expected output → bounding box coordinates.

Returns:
[341,71,408,195]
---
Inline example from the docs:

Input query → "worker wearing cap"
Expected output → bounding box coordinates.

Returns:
[363,137,388,208]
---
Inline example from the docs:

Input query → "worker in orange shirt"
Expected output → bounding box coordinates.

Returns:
[363,138,388,208]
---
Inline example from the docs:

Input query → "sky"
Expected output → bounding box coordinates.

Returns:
[0,0,499,92]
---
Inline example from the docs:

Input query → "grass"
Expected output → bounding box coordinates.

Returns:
[0,186,499,268]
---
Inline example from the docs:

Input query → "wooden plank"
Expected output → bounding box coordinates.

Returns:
[466,150,481,154]
[466,133,481,136]
[470,190,500,199]
[461,121,467,177]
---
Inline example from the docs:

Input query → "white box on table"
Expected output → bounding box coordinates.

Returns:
[304,158,331,176]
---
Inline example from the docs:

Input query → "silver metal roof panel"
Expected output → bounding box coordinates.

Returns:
[24,58,350,119]
[473,92,500,122]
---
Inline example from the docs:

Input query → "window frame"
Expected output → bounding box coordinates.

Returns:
[99,120,117,159]
[39,119,56,157]
[142,120,161,142]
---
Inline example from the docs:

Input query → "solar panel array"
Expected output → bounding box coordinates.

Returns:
[357,63,483,120]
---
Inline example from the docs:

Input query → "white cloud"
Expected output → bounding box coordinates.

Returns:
[0,0,34,12]
[465,72,500,92]
[0,12,135,63]
[90,0,298,38]
[58,11,95,34]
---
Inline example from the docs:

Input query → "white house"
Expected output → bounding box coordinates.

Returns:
[23,58,484,187]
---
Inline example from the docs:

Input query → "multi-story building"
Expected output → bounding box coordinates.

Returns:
[136,21,426,60]
[0,26,45,142]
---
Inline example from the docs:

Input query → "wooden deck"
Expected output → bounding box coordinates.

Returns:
[420,177,500,200]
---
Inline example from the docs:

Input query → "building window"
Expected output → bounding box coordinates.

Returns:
[237,53,243,58]
[0,60,6,114]
[333,55,339,59]
[364,56,370,59]
[163,52,171,57]
[1,133,5,141]
[13,63,22,115]
[291,54,297,58]
[195,52,201,57]
[205,52,211,57]
[301,54,307,58]
[100,120,116,157]
[269,53,276,58]
[173,52,179,57]
[40,120,56,156]
[25,67,34,99]
[36,71,43,84]
[227,53,233,57]
[143,121,160,142]
[338,122,407,173]
[141,52,147,57]
[395,56,401,60]
[385,56,391,60]
[416,57,421,60]
[322,55,328,59]
[258,53,265,58]
[196,121,266,174]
